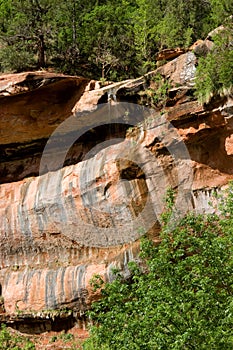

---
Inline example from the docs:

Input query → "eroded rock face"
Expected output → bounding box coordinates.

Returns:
[0,53,198,185]
[0,72,90,144]
[1,248,139,314]
[1,52,233,323]
[0,72,89,184]
[155,47,185,61]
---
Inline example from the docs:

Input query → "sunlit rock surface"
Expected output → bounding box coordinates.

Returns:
[0,54,233,323]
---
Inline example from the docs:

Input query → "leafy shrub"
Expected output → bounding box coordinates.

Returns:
[50,335,58,343]
[59,331,74,342]
[141,73,171,108]
[0,45,35,73]
[195,21,233,103]
[0,324,35,350]
[83,186,233,350]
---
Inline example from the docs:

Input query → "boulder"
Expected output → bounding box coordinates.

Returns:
[156,52,197,86]
[189,39,214,56]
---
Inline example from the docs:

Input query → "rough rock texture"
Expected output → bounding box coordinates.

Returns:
[1,50,233,328]
[189,39,214,56]
[0,71,89,144]
[156,52,197,87]
[155,47,185,61]
[0,72,89,184]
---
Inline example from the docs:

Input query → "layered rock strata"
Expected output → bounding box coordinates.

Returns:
[0,54,233,327]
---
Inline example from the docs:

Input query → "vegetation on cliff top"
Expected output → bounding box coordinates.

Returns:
[0,0,232,80]
[195,18,233,103]
[83,186,233,349]
[0,0,232,103]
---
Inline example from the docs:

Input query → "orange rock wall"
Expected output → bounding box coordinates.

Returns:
[0,60,233,318]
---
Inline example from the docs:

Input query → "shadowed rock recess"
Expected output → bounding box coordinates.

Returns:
[0,57,233,333]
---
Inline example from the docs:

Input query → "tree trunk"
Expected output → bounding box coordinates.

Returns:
[102,63,105,79]
[38,34,45,68]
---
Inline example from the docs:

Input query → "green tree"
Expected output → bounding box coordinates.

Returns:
[0,0,230,79]
[84,187,233,350]
[210,0,233,26]
[195,20,233,103]
[81,0,136,80]
[156,0,211,48]
[132,0,164,72]
[0,0,57,71]
[50,0,99,75]
[132,0,212,74]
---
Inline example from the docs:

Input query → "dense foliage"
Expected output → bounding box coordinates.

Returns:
[195,18,233,103]
[83,187,233,349]
[0,324,35,350]
[0,0,232,80]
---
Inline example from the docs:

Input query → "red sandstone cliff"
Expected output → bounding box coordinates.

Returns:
[0,51,233,330]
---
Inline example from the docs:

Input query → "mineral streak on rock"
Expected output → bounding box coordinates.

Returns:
[1,50,233,322]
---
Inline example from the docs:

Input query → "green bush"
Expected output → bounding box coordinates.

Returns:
[0,45,35,73]
[195,22,233,103]
[83,186,233,350]
[0,324,35,350]
[59,332,74,342]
